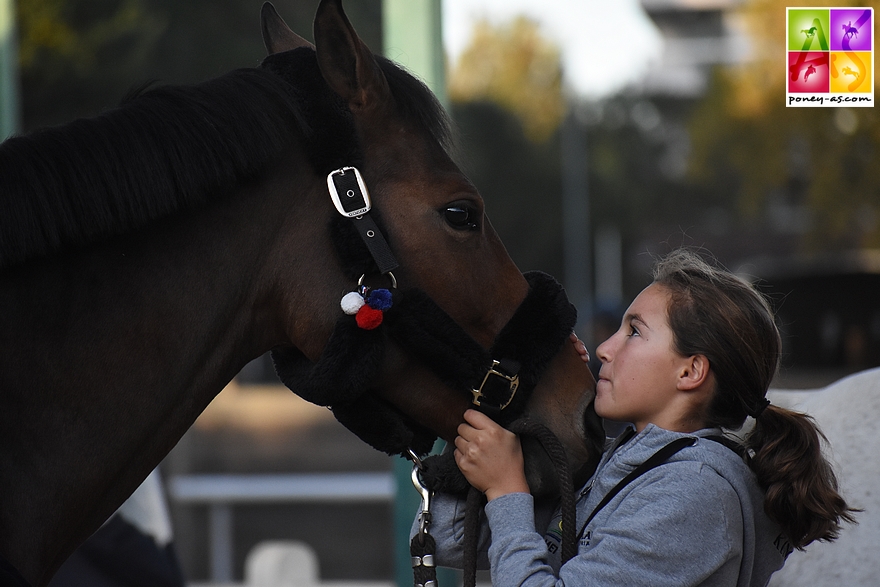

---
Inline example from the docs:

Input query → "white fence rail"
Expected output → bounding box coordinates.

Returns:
[188,540,393,587]
[168,473,395,583]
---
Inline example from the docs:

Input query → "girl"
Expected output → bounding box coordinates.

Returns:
[429,248,856,586]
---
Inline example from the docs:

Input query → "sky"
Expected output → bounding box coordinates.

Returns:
[442,0,663,99]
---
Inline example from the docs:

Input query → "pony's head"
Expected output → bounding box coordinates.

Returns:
[261,0,602,495]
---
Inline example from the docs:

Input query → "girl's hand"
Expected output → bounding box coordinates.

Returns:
[454,409,529,501]
[570,332,590,363]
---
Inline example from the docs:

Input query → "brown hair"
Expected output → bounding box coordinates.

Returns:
[652,248,857,549]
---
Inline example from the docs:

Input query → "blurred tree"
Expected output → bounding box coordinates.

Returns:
[15,0,381,132]
[447,16,566,277]
[452,99,564,276]
[447,16,709,291]
[688,0,880,252]
[449,16,564,143]
[17,0,164,129]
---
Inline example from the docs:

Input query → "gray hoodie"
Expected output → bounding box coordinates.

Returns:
[419,424,790,586]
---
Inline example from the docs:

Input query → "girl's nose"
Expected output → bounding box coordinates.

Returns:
[596,336,612,363]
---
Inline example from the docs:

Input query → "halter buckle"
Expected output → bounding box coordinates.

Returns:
[471,360,520,410]
[327,166,371,218]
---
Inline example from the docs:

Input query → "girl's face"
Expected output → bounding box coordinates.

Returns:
[595,283,694,432]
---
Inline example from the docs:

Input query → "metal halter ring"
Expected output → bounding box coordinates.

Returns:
[406,448,424,470]
[357,272,397,290]
[471,360,520,410]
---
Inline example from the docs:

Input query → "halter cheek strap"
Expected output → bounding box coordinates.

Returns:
[327,166,399,275]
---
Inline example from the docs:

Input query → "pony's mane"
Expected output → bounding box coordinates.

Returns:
[0,68,304,268]
[374,54,453,153]
[0,46,451,269]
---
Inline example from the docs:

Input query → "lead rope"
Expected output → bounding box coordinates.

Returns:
[410,451,438,587]
[461,485,484,587]
[460,418,577,587]
[409,419,576,587]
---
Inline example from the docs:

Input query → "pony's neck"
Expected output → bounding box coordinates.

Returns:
[0,159,329,585]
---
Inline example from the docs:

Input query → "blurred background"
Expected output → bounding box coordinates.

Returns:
[3,0,879,585]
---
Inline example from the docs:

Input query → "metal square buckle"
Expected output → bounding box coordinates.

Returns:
[327,166,371,218]
[471,360,520,409]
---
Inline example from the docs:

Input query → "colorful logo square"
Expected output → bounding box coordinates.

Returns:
[830,51,872,92]
[788,9,830,51]
[789,51,829,92]
[787,7,874,107]
[830,9,872,52]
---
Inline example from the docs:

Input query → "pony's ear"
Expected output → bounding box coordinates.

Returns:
[313,0,391,110]
[261,2,314,55]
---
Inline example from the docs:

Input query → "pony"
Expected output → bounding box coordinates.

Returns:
[0,2,602,585]
[801,27,817,38]
[842,22,859,40]
[804,64,817,82]
[767,368,879,586]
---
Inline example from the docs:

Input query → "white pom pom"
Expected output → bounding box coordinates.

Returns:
[341,292,365,315]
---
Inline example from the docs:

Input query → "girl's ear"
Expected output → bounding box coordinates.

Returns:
[677,354,710,391]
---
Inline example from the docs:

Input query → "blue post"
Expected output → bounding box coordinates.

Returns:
[382,0,446,104]
[0,0,20,139]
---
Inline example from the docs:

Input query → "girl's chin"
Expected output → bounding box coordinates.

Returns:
[593,392,612,419]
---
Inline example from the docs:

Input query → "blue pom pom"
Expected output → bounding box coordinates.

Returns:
[366,288,393,311]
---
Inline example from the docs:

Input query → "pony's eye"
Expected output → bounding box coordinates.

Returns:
[444,206,479,231]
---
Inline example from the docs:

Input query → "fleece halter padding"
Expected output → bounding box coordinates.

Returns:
[271,270,577,457]
[384,271,577,427]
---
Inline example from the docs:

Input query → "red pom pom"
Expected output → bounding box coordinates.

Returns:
[356,305,384,330]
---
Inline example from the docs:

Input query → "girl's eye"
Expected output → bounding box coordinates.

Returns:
[444,206,479,231]
[628,325,641,337]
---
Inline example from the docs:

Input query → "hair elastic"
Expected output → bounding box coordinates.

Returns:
[751,398,771,419]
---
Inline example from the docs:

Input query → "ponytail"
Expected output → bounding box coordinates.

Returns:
[746,404,858,549]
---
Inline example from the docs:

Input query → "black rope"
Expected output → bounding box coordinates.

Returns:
[461,486,486,587]
[509,418,577,565]
[459,417,577,587]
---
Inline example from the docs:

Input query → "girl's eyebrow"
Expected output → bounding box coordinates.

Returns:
[625,312,650,330]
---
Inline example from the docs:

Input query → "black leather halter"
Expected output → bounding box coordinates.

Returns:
[261,50,574,455]
[271,167,577,457]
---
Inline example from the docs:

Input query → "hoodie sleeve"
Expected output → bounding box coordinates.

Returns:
[410,491,492,570]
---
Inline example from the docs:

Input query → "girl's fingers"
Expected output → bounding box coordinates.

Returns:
[462,408,494,427]
[570,332,590,363]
